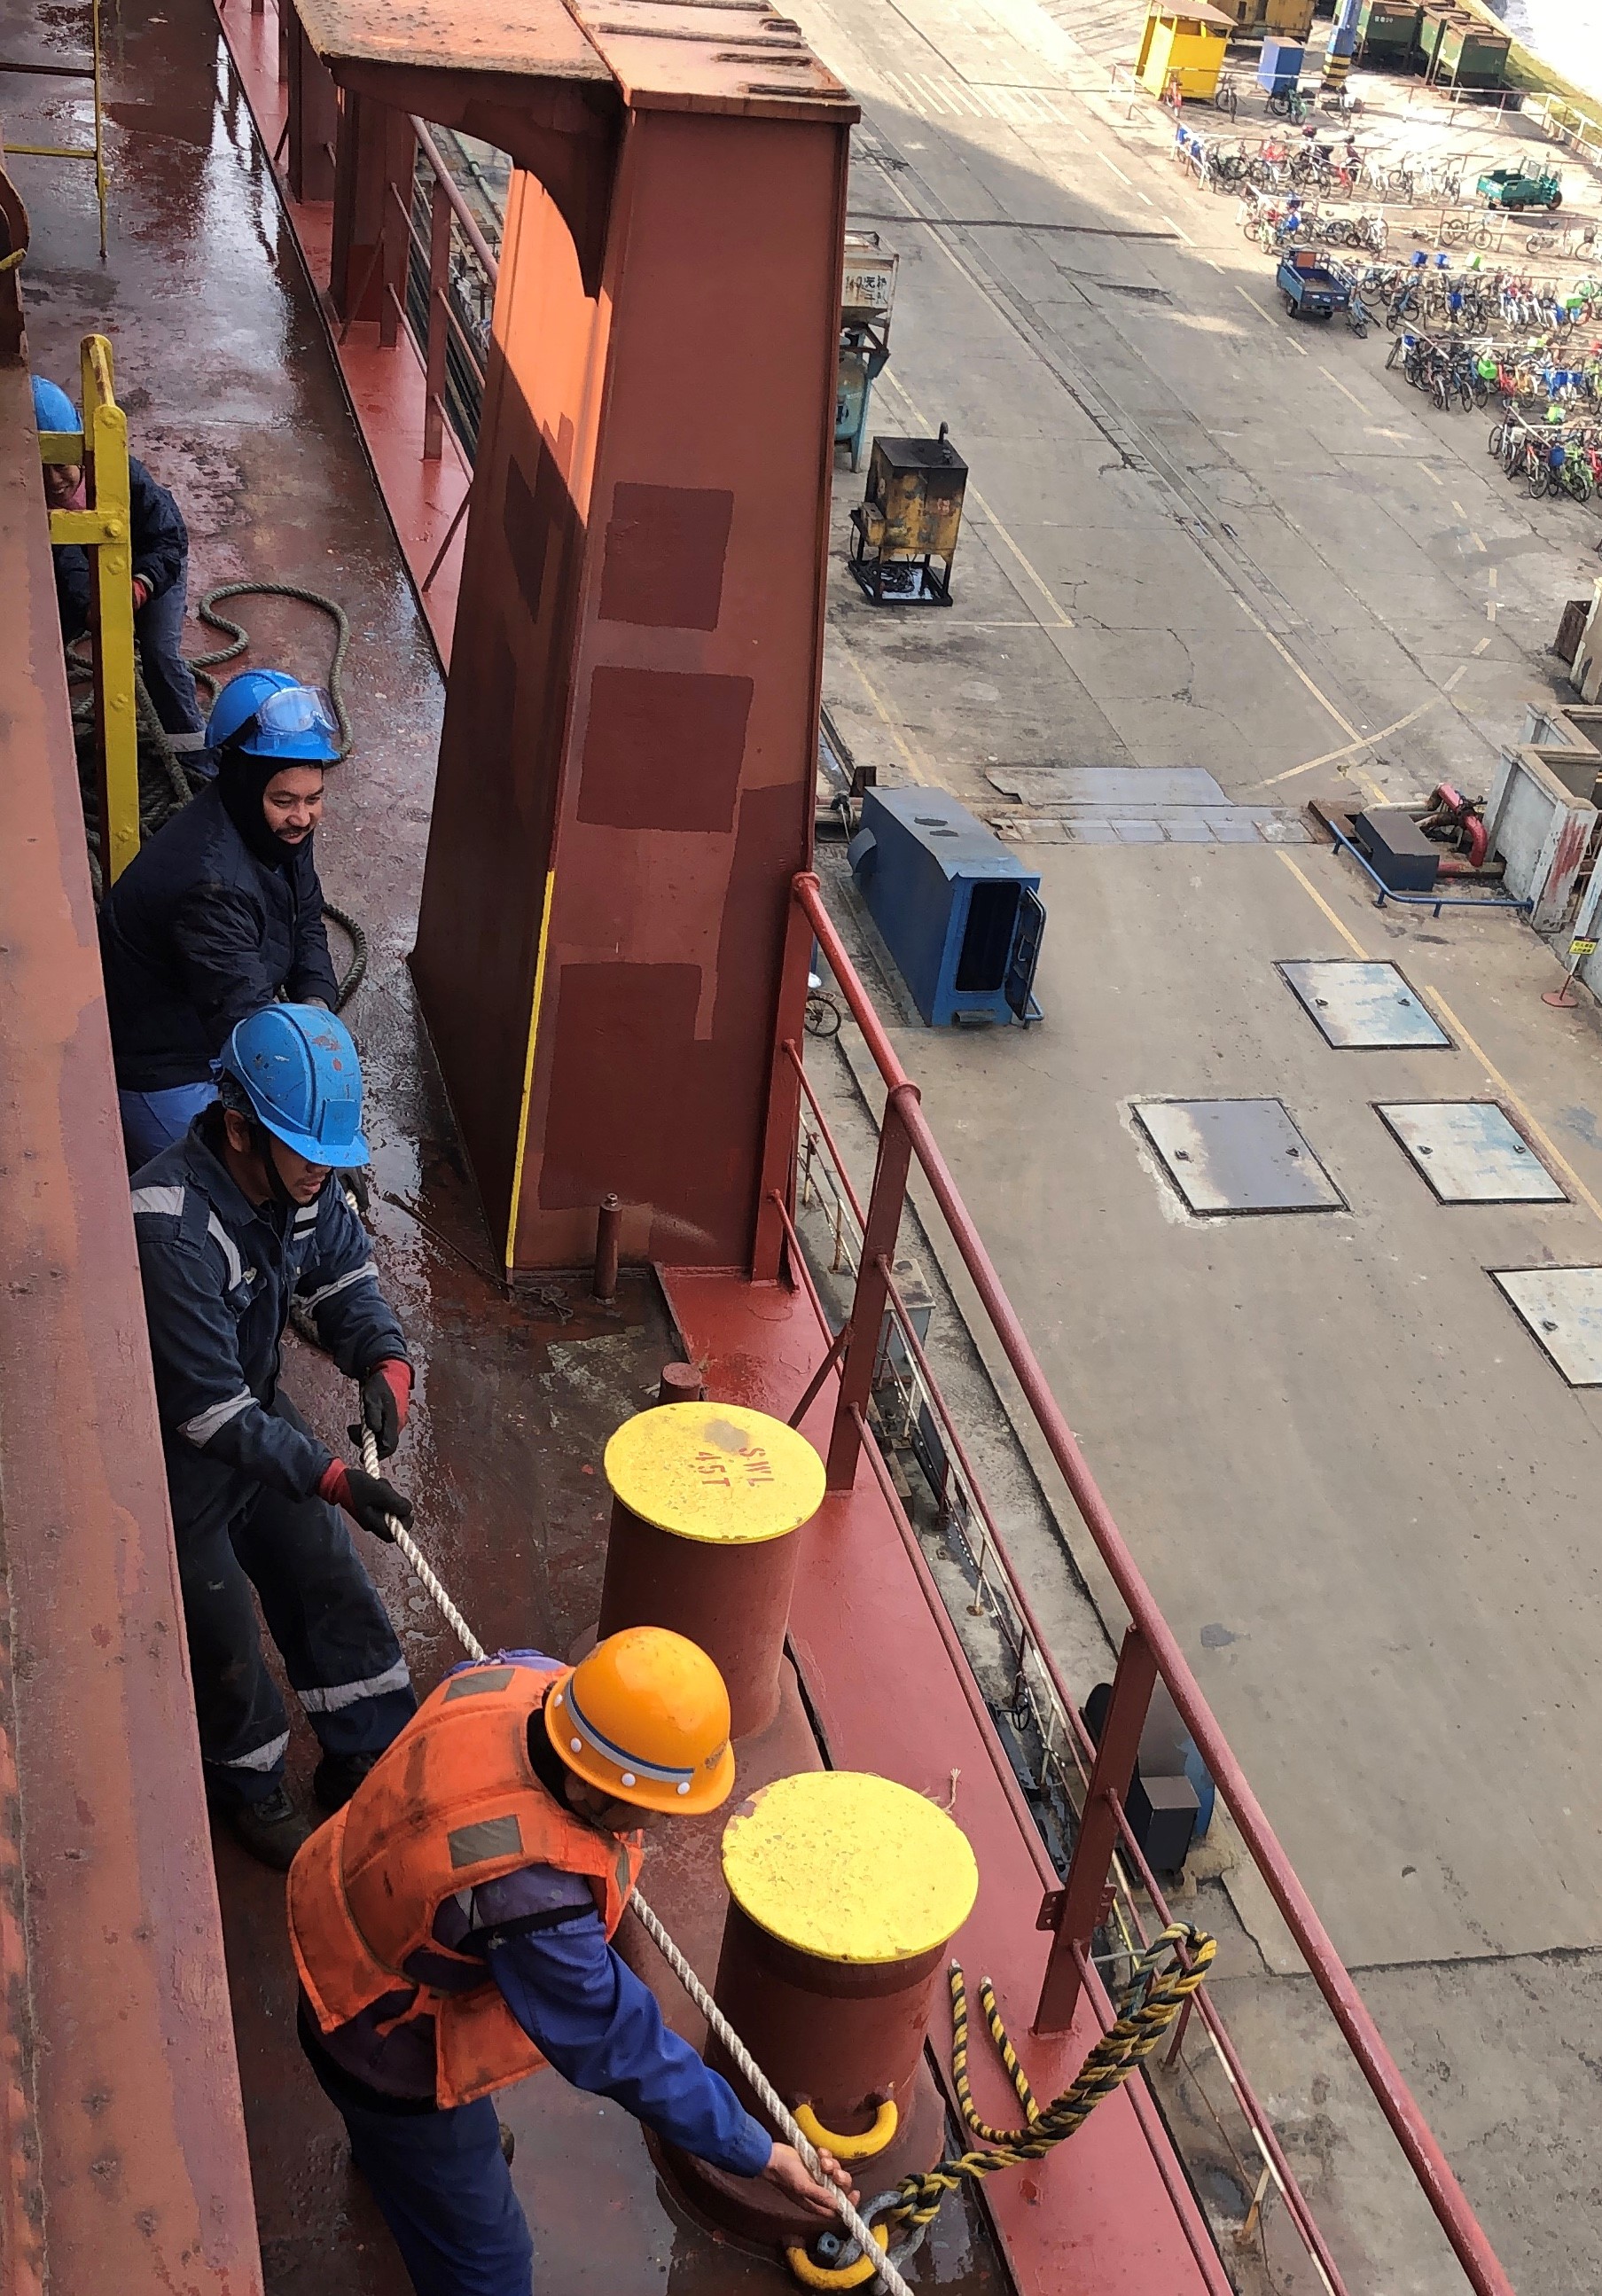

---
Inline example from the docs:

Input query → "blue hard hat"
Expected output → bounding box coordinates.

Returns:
[218,1004,368,1166]
[207,668,340,764]
[30,375,80,431]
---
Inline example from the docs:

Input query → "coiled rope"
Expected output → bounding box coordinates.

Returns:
[887,1928,1215,2232]
[192,582,355,758]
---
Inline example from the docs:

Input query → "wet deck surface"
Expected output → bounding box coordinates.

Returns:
[1,6,1010,2287]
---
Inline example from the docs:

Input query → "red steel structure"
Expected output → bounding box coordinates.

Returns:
[405,23,853,1276]
[0,238,262,2294]
[784,876,1513,2296]
[217,0,853,1274]
[0,0,1521,2277]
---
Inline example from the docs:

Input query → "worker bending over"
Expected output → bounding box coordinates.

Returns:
[100,667,344,1168]
[132,1004,415,1868]
[290,1628,853,2296]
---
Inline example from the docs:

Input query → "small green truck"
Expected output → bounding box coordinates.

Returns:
[1477,162,1563,212]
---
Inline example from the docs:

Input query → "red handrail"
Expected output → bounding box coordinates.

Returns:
[791,871,1514,2296]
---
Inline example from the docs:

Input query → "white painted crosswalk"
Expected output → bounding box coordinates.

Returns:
[874,66,1079,126]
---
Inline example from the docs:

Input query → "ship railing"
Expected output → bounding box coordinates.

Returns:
[333,114,497,589]
[760,868,1513,2296]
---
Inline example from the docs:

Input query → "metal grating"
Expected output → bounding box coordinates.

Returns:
[1378,1104,1567,1205]
[1132,1099,1343,1215]
[1493,1268,1602,1385]
[1279,961,1450,1050]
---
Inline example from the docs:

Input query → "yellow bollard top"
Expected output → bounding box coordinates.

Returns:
[722,1772,979,1964]
[604,1402,825,1547]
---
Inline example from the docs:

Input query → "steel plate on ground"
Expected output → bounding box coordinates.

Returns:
[986,766,1229,808]
[1132,1099,1343,1214]
[1493,1268,1602,1385]
[1278,961,1450,1050]
[1378,1103,1567,1204]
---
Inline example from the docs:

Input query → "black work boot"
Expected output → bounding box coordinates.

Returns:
[228,1784,315,1871]
[313,1750,379,1813]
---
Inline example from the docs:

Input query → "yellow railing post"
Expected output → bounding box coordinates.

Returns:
[41,332,139,882]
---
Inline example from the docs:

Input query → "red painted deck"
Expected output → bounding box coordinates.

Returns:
[215,0,470,663]
[662,1266,1232,2296]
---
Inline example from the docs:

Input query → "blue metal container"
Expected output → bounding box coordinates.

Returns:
[846,786,1044,1027]
[1258,37,1304,91]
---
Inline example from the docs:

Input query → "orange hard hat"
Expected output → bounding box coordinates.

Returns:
[545,1627,735,1816]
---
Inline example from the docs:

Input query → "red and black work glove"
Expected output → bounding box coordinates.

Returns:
[318,1459,412,1542]
[349,1359,411,1459]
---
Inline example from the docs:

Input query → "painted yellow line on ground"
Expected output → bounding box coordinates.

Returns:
[1488,565,1497,586]
[1226,592,1362,746]
[1422,987,1602,1228]
[886,194,1353,758]
[1418,462,1444,487]
[839,640,932,786]
[1258,696,1445,787]
[1444,662,1467,691]
[1317,363,1369,412]
[880,368,1071,627]
[1487,599,1498,621]
[1470,532,1487,553]
[1473,635,1491,654]
[1451,498,1465,516]
[1277,850,1371,958]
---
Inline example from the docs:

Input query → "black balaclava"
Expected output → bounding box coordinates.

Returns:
[216,744,302,869]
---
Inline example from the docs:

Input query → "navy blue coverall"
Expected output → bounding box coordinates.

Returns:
[132,1113,415,1804]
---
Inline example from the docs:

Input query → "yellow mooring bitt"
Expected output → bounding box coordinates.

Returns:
[39,333,138,881]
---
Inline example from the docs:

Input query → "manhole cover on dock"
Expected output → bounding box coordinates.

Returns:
[1279,961,1449,1050]
[1132,1099,1343,1214]
[1379,1104,1566,1204]
[1493,1268,1602,1385]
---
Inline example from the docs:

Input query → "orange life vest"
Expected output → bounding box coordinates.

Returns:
[288,1659,644,2108]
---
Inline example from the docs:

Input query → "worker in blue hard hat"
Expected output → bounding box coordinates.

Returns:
[98,665,345,1168]
[130,1004,417,1870]
[31,373,210,768]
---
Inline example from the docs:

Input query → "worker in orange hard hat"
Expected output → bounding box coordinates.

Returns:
[288,1626,856,2295]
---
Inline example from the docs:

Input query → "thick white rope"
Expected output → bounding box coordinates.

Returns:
[354,1409,914,2296]
[360,1425,488,1660]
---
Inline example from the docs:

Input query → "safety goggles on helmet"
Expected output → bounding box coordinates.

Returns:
[250,683,339,745]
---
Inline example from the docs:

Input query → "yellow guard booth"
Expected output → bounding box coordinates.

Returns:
[1136,1,1234,98]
